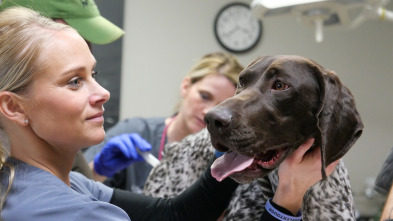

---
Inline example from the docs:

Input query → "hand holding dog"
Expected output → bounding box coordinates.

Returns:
[94,133,152,177]
[273,138,340,215]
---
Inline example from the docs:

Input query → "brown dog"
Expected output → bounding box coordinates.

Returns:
[205,55,363,183]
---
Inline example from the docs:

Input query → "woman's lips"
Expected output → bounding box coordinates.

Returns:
[87,112,104,122]
[196,117,206,127]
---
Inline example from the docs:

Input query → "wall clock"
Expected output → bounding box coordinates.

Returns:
[214,2,263,53]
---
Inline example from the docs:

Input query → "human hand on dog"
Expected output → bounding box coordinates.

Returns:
[273,138,340,215]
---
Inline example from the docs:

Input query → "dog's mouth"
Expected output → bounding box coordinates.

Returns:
[211,146,289,182]
[255,147,287,169]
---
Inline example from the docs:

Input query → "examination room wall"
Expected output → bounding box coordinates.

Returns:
[120,0,393,214]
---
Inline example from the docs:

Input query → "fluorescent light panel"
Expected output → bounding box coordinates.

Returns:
[259,0,326,9]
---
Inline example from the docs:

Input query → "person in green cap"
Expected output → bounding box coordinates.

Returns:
[0,0,125,45]
[0,0,126,179]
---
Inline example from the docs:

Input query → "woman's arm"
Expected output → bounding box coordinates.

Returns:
[110,160,238,221]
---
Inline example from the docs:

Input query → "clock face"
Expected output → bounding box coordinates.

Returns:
[214,3,262,53]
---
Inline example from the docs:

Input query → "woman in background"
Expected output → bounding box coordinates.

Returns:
[84,52,244,192]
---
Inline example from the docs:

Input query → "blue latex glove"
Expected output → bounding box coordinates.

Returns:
[215,150,225,158]
[94,133,152,177]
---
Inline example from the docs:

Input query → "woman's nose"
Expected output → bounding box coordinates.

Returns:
[202,103,216,116]
[90,81,110,105]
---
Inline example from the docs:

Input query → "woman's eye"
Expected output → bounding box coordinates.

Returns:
[273,81,289,90]
[67,77,82,88]
[200,92,211,101]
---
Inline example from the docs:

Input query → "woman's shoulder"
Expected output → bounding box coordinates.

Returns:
[2,164,128,221]
[3,189,129,221]
[69,171,113,202]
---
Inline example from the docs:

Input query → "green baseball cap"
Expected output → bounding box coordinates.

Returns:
[0,0,125,44]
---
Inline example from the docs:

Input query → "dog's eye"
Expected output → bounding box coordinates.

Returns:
[273,81,289,90]
[238,76,245,88]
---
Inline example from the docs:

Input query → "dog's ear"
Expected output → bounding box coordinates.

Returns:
[314,67,363,179]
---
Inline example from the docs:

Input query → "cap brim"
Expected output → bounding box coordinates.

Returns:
[65,16,125,45]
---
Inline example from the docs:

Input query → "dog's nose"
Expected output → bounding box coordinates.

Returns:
[204,107,232,131]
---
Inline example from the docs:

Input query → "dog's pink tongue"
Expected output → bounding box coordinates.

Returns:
[211,152,254,182]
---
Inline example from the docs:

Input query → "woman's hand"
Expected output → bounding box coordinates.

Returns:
[273,138,340,215]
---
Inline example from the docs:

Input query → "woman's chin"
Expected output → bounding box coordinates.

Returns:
[191,123,206,133]
[87,131,106,146]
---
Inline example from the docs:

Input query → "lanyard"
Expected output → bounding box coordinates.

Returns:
[158,116,176,160]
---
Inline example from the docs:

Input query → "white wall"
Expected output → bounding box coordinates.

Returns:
[121,0,393,212]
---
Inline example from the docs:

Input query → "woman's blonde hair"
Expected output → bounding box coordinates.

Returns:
[187,52,243,87]
[0,6,71,211]
[174,52,244,112]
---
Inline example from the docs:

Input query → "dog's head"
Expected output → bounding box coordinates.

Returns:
[204,55,363,183]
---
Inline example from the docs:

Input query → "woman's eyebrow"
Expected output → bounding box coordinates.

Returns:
[61,62,97,77]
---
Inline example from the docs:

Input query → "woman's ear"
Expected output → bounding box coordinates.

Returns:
[180,77,191,98]
[0,92,27,126]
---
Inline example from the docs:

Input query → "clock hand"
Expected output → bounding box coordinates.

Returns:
[240,27,252,36]
[224,26,239,37]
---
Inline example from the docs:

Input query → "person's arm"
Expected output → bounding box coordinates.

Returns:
[261,138,340,220]
[380,184,393,221]
[110,159,238,221]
